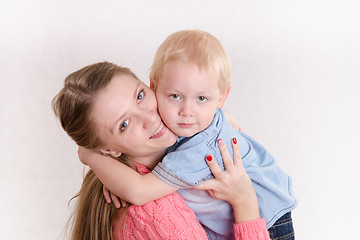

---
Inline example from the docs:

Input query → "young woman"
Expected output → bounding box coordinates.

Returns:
[53,62,270,240]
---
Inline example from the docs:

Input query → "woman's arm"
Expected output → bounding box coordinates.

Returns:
[78,147,178,206]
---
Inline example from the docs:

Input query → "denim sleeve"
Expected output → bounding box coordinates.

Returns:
[152,134,216,188]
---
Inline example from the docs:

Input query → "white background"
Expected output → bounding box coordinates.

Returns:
[1,0,359,239]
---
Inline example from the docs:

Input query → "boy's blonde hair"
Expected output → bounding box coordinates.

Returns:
[150,30,232,93]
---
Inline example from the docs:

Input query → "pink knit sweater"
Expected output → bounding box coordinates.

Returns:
[112,164,270,240]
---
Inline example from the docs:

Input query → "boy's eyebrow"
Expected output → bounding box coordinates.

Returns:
[112,81,141,133]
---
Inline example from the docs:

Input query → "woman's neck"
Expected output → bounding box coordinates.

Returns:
[129,150,166,170]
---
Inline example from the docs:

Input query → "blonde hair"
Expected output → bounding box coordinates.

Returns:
[150,29,232,93]
[52,62,138,240]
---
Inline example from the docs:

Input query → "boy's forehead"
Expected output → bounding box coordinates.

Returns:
[157,76,221,95]
[155,59,224,92]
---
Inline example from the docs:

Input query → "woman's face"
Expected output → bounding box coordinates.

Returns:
[90,74,177,159]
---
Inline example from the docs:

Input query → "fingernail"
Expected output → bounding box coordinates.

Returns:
[206,155,213,161]
[232,138,237,144]
[217,139,223,145]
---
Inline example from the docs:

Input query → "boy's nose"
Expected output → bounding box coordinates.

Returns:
[179,101,194,117]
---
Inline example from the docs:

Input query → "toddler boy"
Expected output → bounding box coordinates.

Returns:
[149,30,297,239]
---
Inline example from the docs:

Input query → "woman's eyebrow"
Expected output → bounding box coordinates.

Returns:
[133,81,141,100]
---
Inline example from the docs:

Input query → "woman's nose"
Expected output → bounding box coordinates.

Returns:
[142,108,157,129]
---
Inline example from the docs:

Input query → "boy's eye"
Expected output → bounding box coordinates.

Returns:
[137,90,144,103]
[197,96,208,102]
[169,94,180,100]
[120,120,129,131]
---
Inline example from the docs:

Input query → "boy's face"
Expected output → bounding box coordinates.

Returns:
[154,60,228,138]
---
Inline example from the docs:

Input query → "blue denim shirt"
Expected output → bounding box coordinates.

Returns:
[152,109,297,239]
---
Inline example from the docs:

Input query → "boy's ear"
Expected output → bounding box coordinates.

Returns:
[100,149,122,158]
[217,87,231,109]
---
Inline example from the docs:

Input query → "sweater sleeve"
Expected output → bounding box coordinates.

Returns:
[234,218,271,240]
[113,191,208,240]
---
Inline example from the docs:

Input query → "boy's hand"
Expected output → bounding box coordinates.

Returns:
[78,147,127,208]
[103,185,127,208]
[223,109,242,131]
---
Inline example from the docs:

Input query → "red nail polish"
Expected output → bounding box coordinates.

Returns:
[232,138,237,144]
[217,139,222,144]
[206,155,213,161]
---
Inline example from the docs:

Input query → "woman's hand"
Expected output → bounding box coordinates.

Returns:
[196,138,260,223]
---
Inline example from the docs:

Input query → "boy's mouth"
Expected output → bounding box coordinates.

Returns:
[177,123,194,128]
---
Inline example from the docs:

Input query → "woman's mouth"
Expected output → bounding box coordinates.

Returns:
[149,122,166,139]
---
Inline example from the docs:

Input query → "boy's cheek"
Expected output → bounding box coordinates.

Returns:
[157,97,173,111]
[157,102,169,119]
[158,105,176,125]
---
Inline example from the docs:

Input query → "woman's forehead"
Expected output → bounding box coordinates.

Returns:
[100,74,142,98]
[92,75,140,128]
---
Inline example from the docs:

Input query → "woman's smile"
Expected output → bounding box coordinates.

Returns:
[150,122,166,139]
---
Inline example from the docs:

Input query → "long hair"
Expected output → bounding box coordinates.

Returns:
[53,62,138,240]
[69,169,118,240]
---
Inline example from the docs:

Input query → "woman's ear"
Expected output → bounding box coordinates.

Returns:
[100,149,122,158]
[217,87,231,109]
[150,77,156,90]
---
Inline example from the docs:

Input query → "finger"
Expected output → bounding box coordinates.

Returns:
[231,137,244,170]
[110,192,121,208]
[120,199,127,208]
[205,154,224,179]
[195,178,217,190]
[103,185,112,203]
[207,190,216,199]
[217,139,234,171]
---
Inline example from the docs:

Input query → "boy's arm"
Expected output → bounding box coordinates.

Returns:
[79,148,178,206]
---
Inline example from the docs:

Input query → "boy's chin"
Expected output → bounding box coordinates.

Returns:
[174,129,199,138]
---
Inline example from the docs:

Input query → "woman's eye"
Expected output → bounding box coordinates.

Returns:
[120,120,129,131]
[170,94,180,100]
[197,96,208,102]
[137,90,144,103]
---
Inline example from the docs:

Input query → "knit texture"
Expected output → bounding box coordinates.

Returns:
[112,163,208,240]
[112,163,270,240]
[234,218,270,240]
